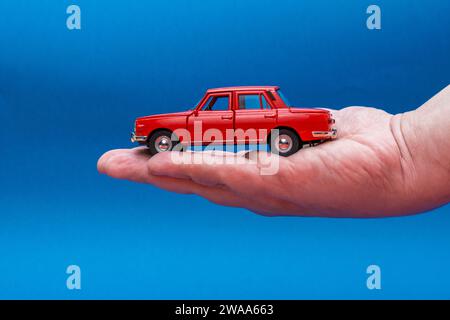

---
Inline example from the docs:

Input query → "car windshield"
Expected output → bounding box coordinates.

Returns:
[277,90,292,107]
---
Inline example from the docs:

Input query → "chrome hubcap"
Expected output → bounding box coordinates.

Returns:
[155,136,172,152]
[275,134,293,153]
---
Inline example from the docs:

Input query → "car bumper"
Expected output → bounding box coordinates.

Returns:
[131,131,147,143]
[312,128,337,139]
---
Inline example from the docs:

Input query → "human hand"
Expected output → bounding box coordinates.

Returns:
[97,86,450,218]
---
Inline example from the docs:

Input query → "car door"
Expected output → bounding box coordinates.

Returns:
[233,91,277,144]
[187,93,233,145]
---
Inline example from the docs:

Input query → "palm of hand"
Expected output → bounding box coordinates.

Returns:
[98,107,410,218]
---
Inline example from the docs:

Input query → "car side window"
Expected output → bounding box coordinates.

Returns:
[260,94,270,109]
[238,94,261,110]
[202,95,230,111]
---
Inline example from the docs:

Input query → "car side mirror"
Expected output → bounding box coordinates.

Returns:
[193,110,199,116]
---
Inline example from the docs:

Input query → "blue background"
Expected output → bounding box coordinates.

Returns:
[0,0,449,299]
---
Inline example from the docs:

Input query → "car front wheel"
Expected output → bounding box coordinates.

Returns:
[147,130,179,156]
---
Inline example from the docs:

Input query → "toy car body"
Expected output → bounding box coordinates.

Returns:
[131,86,336,156]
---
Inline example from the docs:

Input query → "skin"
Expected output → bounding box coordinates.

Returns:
[97,85,450,218]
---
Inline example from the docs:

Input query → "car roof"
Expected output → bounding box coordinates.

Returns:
[206,86,280,93]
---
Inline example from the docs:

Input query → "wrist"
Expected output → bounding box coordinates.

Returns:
[398,87,450,210]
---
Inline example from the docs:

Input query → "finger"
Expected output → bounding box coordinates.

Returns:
[99,149,153,183]
[148,174,299,216]
[99,150,267,211]
[147,151,263,193]
[97,147,149,173]
[98,149,248,203]
[148,176,252,208]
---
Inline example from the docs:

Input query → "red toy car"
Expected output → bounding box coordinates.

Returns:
[131,86,336,156]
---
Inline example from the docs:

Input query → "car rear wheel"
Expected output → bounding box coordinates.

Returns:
[269,129,301,157]
[147,130,179,156]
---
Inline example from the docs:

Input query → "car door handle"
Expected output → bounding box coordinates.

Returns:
[264,113,276,118]
[221,115,233,120]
